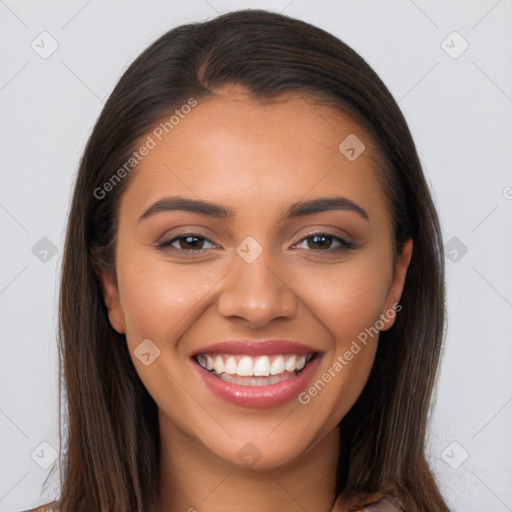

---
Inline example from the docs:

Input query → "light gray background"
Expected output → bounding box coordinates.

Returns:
[1,1,511,511]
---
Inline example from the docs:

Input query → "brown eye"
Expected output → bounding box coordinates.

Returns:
[175,235,206,250]
[307,234,332,250]
[158,233,217,252]
[293,233,356,251]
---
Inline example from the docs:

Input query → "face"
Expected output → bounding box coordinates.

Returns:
[99,84,412,470]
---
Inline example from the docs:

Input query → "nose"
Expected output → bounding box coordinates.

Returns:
[217,249,298,329]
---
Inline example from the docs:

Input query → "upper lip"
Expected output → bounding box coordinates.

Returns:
[190,340,320,357]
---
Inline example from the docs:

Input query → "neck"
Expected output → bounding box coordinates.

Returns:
[156,412,341,512]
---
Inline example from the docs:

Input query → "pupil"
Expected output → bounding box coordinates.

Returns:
[183,236,201,249]
[309,235,330,250]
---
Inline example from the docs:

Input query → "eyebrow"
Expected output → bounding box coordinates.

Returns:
[138,195,369,222]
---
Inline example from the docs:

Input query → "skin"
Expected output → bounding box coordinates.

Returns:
[99,84,412,512]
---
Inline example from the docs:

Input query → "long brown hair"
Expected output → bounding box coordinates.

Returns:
[45,9,449,512]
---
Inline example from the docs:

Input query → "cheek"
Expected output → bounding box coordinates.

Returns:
[293,256,390,425]
[116,254,225,346]
[303,257,391,345]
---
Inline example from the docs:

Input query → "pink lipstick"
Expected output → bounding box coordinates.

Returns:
[190,340,323,408]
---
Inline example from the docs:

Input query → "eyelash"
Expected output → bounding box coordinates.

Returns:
[156,231,357,254]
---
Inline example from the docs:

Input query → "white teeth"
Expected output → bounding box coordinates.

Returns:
[219,371,294,386]
[224,356,238,374]
[296,354,306,370]
[270,355,285,375]
[195,352,315,378]
[284,354,296,372]
[213,355,224,374]
[253,355,270,376]
[237,356,254,376]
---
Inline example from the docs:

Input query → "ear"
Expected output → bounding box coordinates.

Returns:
[97,268,127,335]
[379,238,413,331]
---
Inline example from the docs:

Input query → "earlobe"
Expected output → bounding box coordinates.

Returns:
[380,238,413,331]
[97,269,126,334]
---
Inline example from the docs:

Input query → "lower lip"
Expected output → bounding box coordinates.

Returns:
[192,355,323,408]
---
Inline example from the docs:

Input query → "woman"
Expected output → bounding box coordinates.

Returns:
[27,9,449,512]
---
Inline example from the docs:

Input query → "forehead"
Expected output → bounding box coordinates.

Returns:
[119,86,389,225]
[155,85,372,157]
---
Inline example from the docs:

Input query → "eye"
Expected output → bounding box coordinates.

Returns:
[156,231,357,255]
[292,232,357,251]
[157,233,218,252]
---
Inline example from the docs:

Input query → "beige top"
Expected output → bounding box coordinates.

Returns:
[25,494,404,511]
[334,493,405,511]
[22,504,57,512]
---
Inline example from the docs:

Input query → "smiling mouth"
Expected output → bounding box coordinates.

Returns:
[193,352,318,386]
